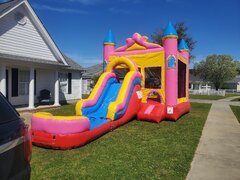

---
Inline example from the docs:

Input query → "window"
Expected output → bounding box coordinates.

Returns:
[19,70,29,95]
[59,73,68,93]
[144,67,161,89]
[178,60,187,98]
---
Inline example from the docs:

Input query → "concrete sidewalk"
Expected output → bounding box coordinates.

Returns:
[187,97,240,180]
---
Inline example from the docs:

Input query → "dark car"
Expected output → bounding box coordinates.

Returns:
[0,92,31,180]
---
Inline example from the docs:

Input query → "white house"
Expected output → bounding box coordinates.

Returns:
[82,63,102,94]
[0,0,84,109]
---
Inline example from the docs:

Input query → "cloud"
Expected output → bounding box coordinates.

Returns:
[108,7,130,14]
[33,4,88,14]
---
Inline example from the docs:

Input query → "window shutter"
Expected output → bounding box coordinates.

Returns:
[34,70,36,96]
[12,68,18,97]
[68,73,72,94]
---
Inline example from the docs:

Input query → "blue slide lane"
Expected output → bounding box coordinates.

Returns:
[114,78,141,119]
[82,78,121,130]
[82,78,118,115]
[88,83,121,130]
[82,76,141,130]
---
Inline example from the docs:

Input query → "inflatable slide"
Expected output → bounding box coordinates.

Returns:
[31,57,142,149]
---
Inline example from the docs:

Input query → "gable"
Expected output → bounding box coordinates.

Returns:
[0,5,58,62]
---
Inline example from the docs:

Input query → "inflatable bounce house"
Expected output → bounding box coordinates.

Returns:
[31,22,190,149]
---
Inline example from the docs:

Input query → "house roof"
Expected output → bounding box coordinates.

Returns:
[226,75,240,83]
[63,55,84,71]
[0,0,84,72]
[0,0,21,17]
[0,52,84,71]
[83,63,130,79]
[189,69,240,84]
[0,0,68,65]
[189,69,204,82]
[83,64,103,78]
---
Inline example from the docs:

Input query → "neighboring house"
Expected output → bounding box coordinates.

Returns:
[223,75,240,92]
[82,63,103,94]
[189,69,206,90]
[189,69,240,92]
[0,0,84,108]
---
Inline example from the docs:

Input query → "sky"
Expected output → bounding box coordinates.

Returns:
[1,0,240,67]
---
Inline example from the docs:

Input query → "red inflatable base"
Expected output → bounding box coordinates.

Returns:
[32,85,141,149]
[164,102,191,121]
[137,101,190,123]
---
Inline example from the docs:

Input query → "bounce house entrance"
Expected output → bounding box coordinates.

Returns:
[146,91,162,103]
[137,91,165,123]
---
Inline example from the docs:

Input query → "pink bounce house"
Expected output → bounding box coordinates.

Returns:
[31,22,190,149]
[103,22,190,122]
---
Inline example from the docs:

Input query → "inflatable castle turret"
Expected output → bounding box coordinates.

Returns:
[178,39,190,60]
[103,30,116,64]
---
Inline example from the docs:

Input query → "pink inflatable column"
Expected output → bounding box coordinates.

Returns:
[178,39,190,100]
[103,30,116,64]
[163,22,178,106]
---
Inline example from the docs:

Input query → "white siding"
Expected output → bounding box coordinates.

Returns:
[0,5,58,61]
[82,79,92,94]
[59,71,82,101]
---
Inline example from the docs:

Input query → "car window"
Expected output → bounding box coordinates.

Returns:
[0,93,20,124]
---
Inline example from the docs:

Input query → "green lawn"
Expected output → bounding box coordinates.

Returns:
[190,94,225,100]
[230,105,240,123]
[31,103,211,179]
[231,97,240,102]
[225,93,240,98]
[190,93,240,100]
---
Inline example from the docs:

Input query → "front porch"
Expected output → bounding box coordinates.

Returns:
[0,62,64,110]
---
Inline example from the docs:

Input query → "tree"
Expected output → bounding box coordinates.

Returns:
[235,61,240,75]
[90,75,100,89]
[194,55,238,90]
[151,22,196,60]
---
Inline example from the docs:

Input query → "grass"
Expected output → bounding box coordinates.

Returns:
[225,93,240,98]
[31,103,211,179]
[190,93,240,100]
[190,94,225,100]
[230,105,240,123]
[231,97,240,102]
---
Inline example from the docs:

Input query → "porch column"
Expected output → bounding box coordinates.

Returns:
[191,83,194,90]
[54,70,60,106]
[29,67,35,109]
[79,75,83,99]
[0,65,6,96]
